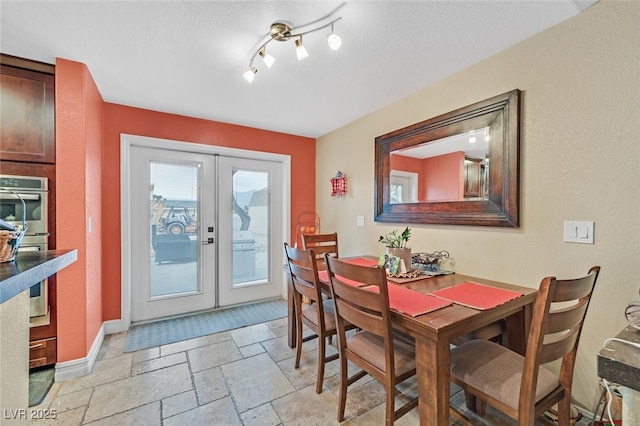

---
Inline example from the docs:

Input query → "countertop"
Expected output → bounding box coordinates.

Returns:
[0,249,77,304]
[597,324,640,392]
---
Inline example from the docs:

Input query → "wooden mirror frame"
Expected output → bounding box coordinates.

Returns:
[374,89,520,227]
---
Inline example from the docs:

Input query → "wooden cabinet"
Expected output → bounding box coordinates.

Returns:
[1,55,58,368]
[0,55,55,163]
[464,158,482,198]
[29,337,56,369]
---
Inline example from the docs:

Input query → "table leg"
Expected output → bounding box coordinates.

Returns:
[505,304,532,355]
[415,334,450,425]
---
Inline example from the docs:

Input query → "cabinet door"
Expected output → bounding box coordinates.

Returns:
[0,65,55,163]
[464,160,481,197]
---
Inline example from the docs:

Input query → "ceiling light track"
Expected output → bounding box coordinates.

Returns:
[243,16,342,83]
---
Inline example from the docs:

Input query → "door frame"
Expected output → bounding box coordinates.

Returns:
[119,134,291,330]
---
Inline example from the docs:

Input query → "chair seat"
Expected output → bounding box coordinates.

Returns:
[302,299,337,331]
[450,339,559,411]
[348,330,416,376]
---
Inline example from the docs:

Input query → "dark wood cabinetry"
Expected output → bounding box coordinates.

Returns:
[464,157,482,198]
[1,55,57,368]
[0,55,55,164]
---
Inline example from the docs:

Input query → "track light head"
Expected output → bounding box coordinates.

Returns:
[242,67,257,83]
[295,37,309,61]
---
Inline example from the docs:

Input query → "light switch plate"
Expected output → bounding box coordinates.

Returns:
[564,221,594,244]
[356,216,365,227]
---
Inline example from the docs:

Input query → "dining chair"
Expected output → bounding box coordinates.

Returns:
[301,232,338,270]
[449,266,601,426]
[325,255,418,425]
[284,243,343,394]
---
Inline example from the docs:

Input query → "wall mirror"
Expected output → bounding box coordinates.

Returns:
[374,89,520,227]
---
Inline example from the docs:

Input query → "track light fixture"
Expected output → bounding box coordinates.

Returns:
[242,16,342,83]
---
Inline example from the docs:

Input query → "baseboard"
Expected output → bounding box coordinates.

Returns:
[54,323,105,382]
[103,318,128,335]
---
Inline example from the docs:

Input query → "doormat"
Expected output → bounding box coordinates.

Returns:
[124,298,287,352]
[29,367,55,407]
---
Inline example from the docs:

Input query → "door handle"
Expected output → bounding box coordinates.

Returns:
[202,237,214,244]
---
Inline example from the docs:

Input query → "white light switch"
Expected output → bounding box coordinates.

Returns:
[564,221,594,244]
[356,216,365,227]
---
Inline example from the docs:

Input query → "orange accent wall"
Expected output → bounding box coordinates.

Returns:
[55,58,316,362]
[391,152,464,201]
[55,58,104,361]
[101,99,315,321]
[423,151,464,201]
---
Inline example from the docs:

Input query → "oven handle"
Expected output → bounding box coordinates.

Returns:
[0,188,28,231]
[0,193,40,201]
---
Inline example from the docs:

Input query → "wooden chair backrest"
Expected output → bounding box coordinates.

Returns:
[325,255,395,373]
[284,243,323,306]
[302,233,339,265]
[520,266,600,417]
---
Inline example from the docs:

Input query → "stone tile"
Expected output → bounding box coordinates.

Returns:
[230,323,277,347]
[98,332,128,360]
[206,330,233,344]
[239,342,265,358]
[83,363,192,423]
[240,402,282,426]
[57,354,133,396]
[131,352,186,375]
[265,317,288,330]
[342,400,420,426]
[163,396,241,426]
[48,387,93,413]
[86,401,161,426]
[222,352,295,413]
[192,367,229,405]
[271,384,340,425]
[276,347,340,391]
[27,405,86,426]
[337,378,387,420]
[260,335,297,363]
[162,390,198,419]
[160,334,215,357]
[268,324,290,338]
[187,339,242,373]
[131,346,160,363]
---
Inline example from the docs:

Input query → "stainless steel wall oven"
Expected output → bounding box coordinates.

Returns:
[0,174,49,319]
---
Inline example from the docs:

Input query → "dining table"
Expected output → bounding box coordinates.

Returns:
[285,256,538,425]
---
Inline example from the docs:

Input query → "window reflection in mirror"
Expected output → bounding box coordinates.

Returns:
[390,127,490,203]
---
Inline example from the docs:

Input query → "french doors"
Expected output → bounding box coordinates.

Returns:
[129,144,283,323]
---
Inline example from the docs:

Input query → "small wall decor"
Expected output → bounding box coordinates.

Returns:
[331,171,347,197]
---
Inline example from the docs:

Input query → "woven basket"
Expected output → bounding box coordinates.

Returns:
[0,229,26,262]
[0,189,27,263]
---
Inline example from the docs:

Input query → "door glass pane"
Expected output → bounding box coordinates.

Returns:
[232,169,268,286]
[149,162,199,297]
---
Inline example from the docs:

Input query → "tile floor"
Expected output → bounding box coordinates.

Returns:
[30,316,592,425]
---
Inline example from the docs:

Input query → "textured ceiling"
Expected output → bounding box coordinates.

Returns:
[0,1,597,138]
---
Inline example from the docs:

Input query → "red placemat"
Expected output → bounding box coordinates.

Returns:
[318,270,366,287]
[343,257,379,267]
[366,284,452,317]
[432,281,524,310]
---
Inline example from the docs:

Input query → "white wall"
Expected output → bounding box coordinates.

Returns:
[316,0,639,410]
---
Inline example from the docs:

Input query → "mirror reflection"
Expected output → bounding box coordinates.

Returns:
[390,127,490,203]
[374,89,520,227]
